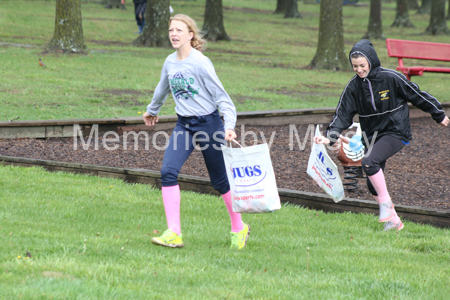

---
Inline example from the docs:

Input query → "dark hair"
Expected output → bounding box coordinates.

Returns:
[350,52,365,59]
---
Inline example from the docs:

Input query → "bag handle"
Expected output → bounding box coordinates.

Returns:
[228,139,243,148]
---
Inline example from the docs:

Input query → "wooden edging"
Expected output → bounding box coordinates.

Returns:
[1,104,450,139]
[2,155,449,228]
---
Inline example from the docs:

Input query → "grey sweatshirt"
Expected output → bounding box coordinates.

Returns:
[147,48,237,130]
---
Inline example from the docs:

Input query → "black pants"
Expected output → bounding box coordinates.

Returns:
[160,110,230,195]
[134,1,146,26]
[361,135,405,196]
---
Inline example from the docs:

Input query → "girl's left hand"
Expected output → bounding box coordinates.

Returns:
[314,136,330,145]
[224,129,237,142]
[440,116,449,127]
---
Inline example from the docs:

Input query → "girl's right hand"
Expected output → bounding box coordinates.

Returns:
[143,112,159,127]
[440,115,449,127]
[224,129,237,142]
[339,135,350,144]
[314,136,330,145]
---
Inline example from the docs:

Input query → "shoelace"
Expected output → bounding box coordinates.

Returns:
[380,202,392,209]
[161,230,175,242]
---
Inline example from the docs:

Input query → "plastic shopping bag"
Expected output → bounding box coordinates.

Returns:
[221,141,281,213]
[307,125,345,202]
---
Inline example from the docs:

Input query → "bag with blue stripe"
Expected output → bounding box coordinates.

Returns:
[307,125,345,202]
[221,140,281,213]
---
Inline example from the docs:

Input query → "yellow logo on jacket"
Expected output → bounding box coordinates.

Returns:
[379,90,390,101]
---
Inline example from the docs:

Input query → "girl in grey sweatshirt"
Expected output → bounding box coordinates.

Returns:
[143,14,250,250]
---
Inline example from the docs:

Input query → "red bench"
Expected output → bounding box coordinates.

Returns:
[386,39,450,81]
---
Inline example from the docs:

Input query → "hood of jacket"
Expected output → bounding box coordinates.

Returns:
[349,39,381,79]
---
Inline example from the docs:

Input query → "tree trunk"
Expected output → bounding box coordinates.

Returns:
[363,0,385,40]
[309,0,348,71]
[391,0,415,27]
[133,0,171,47]
[417,0,431,14]
[274,0,289,14]
[408,0,419,10]
[47,0,87,54]
[425,0,450,34]
[447,0,450,20]
[284,0,302,18]
[202,0,230,42]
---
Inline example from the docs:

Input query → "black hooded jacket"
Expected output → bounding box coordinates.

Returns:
[326,39,446,147]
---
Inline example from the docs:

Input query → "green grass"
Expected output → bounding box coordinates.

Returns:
[1,165,450,299]
[2,3,450,298]
[0,0,449,121]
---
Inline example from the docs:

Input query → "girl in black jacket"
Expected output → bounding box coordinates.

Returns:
[315,40,449,231]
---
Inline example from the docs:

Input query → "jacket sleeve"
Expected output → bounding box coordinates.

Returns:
[396,77,446,123]
[326,80,358,146]
[146,61,170,116]
[200,58,237,130]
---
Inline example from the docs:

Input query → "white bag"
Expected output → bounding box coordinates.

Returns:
[221,141,281,213]
[307,125,345,202]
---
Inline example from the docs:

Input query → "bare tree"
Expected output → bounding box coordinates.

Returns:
[202,0,230,41]
[408,0,419,10]
[47,0,87,53]
[284,0,302,18]
[309,0,348,70]
[418,0,431,14]
[425,0,450,34]
[363,0,385,40]
[447,0,450,20]
[274,0,289,14]
[391,0,415,27]
[133,0,171,47]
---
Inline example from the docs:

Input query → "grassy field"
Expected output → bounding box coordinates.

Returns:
[2,1,450,299]
[0,0,449,121]
[1,165,450,299]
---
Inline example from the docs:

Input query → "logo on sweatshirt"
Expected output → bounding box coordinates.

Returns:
[170,72,199,100]
[379,90,390,101]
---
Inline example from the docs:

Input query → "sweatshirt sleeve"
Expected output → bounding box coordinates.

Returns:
[146,61,171,116]
[326,80,358,146]
[396,77,446,123]
[200,59,237,130]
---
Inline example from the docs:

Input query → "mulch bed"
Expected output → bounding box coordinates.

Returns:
[1,117,449,211]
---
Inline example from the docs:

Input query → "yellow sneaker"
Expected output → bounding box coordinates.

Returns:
[230,223,250,250]
[151,229,184,248]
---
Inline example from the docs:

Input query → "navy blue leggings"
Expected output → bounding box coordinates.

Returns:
[361,135,405,195]
[160,110,230,195]
[134,2,145,26]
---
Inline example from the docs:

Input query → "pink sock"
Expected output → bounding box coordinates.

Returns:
[368,169,391,204]
[374,195,401,223]
[373,195,380,204]
[222,191,244,233]
[162,185,181,235]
